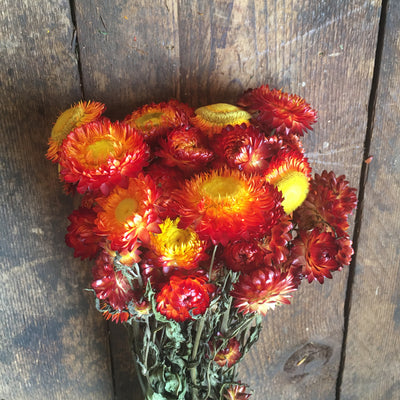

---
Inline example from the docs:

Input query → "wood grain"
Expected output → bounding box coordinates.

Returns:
[74,0,181,120]
[340,1,400,398]
[0,1,113,399]
[177,1,381,399]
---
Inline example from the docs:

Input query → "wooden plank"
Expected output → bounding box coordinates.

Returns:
[74,0,181,120]
[178,1,381,399]
[0,1,114,399]
[340,1,400,398]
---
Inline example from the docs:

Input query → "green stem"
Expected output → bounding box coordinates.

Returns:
[220,295,233,334]
[190,316,206,399]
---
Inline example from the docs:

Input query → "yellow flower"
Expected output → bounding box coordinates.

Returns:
[191,103,251,136]
[148,218,208,270]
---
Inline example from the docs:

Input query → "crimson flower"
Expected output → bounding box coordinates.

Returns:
[91,252,134,311]
[291,228,352,283]
[294,170,357,236]
[156,126,214,174]
[65,207,102,260]
[156,275,214,321]
[238,85,317,135]
[231,267,298,315]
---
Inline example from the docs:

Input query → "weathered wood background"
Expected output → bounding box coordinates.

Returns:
[0,0,398,399]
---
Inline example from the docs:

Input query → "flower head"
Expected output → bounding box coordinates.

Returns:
[123,100,193,142]
[224,384,251,400]
[47,101,105,162]
[156,126,214,174]
[217,124,272,175]
[238,85,317,135]
[156,275,214,321]
[59,120,149,195]
[175,168,284,245]
[191,103,252,137]
[231,267,298,315]
[291,228,351,283]
[95,174,160,251]
[294,170,357,236]
[222,239,265,273]
[65,206,102,260]
[146,217,209,270]
[91,252,134,311]
[264,150,311,214]
[211,337,242,368]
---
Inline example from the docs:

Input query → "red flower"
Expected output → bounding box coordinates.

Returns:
[123,100,193,142]
[65,207,102,260]
[231,267,298,315]
[156,275,214,321]
[238,85,317,135]
[294,170,357,236]
[59,119,149,195]
[217,124,272,175]
[262,214,293,267]
[156,126,214,174]
[144,163,186,219]
[175,168,284,246]
[222,239,265,272]
[291,228,351,283]
[211,337,242,368]
[91,252,134,311]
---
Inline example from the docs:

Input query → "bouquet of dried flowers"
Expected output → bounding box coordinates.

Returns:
[47,85,357,400]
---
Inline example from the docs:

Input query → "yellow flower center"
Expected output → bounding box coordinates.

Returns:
[86,139,116,164]
[115,197,138,223]
[202,176,243,200]
[195,103,251,125]
[167,227,191,247]
[275,171,309,214]
[51,106,84,144]
[135,112,164,129]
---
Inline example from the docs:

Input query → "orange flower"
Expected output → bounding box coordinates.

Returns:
[65,206,102,260]
[156,275,214,321]
[100,302,130,323]
[291,228,349,283]
[123,100,193,142]
[47,101,105,162]
[95,174,160,251]
[211,337,242,368]
[59,120,149,195]
[175,168,284,245]
[191,103,252,137]
[231,267,298,315]
[146,217,209,270]
[91,252,134,311]
[238,85,317,135]
[156,127,214,174]
[264,150,311,214]
[294,170,357,237]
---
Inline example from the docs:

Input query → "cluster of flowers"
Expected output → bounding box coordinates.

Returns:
[47,85,356,399]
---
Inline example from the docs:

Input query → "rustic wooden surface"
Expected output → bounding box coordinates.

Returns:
[2,0,399,399]
[0,1,114,399]
[341,1,400,399]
